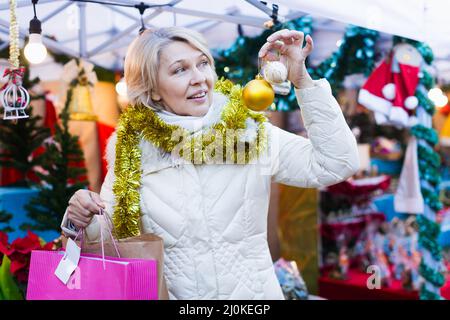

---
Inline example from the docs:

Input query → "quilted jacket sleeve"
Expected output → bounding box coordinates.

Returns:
[268,78,359,188]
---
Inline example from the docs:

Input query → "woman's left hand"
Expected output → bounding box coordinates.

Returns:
[258,29,315,89]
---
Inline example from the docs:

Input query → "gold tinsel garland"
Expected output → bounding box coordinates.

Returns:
[9,0,20,68]
[112,79,268,238]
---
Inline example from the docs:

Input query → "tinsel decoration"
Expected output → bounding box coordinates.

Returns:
[309,25,379,92]
[112,79,268,238]
[395,36,447,300]
[1,0,30,120]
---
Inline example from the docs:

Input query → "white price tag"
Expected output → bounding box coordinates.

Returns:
[54,238,81,284]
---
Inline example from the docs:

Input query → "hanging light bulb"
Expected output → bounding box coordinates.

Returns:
[428,87,442,101]
[428,87,448,108]
[115,78,128,98]
[24,0,47,64]
[24,34,46,64]
[435,94,449,108]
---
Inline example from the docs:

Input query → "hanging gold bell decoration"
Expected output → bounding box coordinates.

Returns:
[62,59,98,121]
[68,82,97,121]
[242,74,275,111]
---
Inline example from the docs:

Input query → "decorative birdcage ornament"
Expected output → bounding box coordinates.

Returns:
[1,0,30,121]
[1,67,30,120]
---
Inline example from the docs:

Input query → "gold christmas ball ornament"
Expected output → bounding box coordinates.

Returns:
[242,74,275,111]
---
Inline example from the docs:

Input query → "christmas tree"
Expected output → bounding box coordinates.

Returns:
[22,88,88,232]
[0,67,51,187]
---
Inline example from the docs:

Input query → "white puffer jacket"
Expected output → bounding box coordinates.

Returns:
[62,78,359,300]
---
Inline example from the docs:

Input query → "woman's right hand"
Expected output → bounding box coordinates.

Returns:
[67,190,105,229]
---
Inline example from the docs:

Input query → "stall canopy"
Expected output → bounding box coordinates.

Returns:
[276,0,450,82]
[1,0,449,82]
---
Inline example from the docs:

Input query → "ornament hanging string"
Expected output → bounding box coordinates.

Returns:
[9,0,20,69]
[1,0,30,121]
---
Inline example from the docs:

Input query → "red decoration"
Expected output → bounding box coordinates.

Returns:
[326,175,391,197]
[97,121,115,181]
[319,268,450,300]
[0,230,54,283]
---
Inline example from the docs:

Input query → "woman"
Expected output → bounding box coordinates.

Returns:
[61,27,359,300]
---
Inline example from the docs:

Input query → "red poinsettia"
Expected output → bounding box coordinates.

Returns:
[0,231,9,266]
[0,231,54,283]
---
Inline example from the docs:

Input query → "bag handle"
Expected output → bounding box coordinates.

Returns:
[72,208,121,270]
[98,207,121,259]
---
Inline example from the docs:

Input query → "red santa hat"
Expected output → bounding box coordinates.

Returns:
[358,53,420,128]
[358,59,394,117]
[389,62,420,127]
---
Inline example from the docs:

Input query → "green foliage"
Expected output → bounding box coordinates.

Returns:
[309,25,379,92]
[0,44,49,187]
[0,255,23,300]
[0,109,51,187]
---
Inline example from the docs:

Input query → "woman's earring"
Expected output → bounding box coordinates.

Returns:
[150,90,161,102]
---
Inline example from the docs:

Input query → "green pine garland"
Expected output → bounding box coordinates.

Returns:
[309,25,379,92]
[410,125,439,146]
[420,289,442,300]
[418,162,442,187]
[416,89,435,116]
[419,70,435,91]
[395,37,446,300]
[421,187,443,212]
[419,261,445,287]
[417,144,441,169]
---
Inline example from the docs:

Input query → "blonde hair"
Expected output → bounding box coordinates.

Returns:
[124,26,216,111]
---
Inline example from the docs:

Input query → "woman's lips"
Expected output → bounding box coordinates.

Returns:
[189,96,207,103]
[187,92,207,103]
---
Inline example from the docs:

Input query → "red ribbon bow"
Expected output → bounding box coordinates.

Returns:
[3,67,25,79]
[1,67,26,91]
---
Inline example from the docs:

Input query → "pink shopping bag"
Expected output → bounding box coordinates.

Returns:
[27,209,158,300]
[26,250,158,300]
